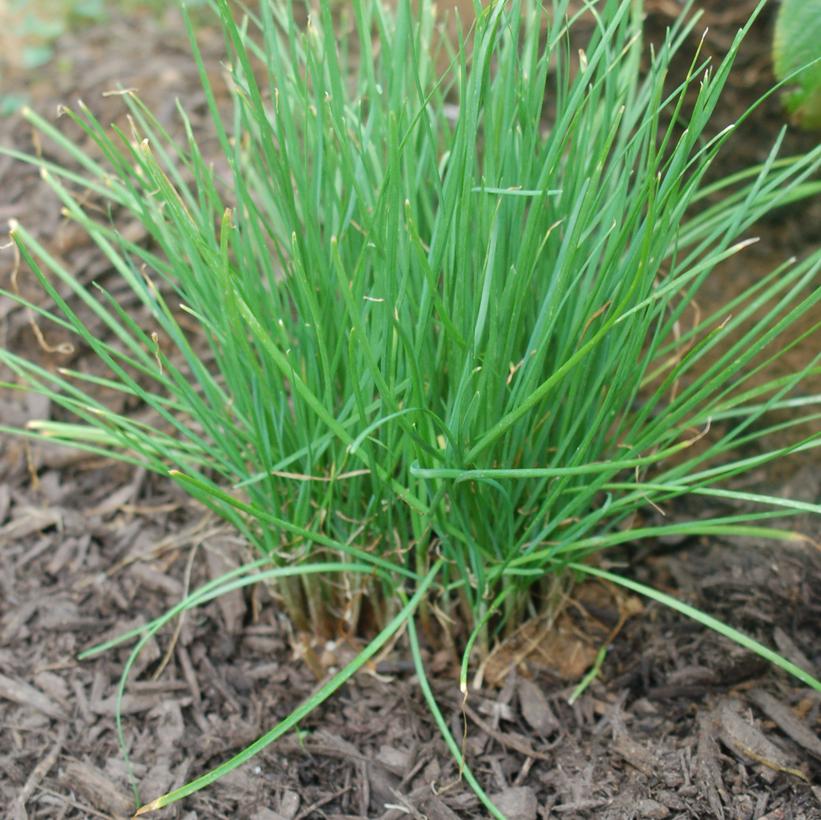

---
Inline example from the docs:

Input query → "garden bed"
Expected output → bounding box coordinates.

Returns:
[1,3,819,818]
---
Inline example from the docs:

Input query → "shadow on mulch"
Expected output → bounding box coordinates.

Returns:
[1,4,819,819]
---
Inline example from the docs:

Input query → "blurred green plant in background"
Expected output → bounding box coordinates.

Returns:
[3,0,125,71]
[0,0,209,113]
[773,0,821,129]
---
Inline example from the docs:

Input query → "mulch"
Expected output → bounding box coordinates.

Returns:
[1,4,819,819]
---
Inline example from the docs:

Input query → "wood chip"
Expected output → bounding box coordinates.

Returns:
[60,759,134,817]
[1,598,42,642]
[251,809,289,820]
[716,698,807,781]
[695,710,726,820]
[33,670,70,706]
[517,678,558,735]
[612,728,656,777]
[129,562,184,597]
[772,627,815,678]
[278,790,300,819]
[0,672,67,720]
[91,693,186,717]
[633,798,670,818]
[0,506,64,546]
[748,689,821,761]
[461,701,553,761]
[489,786,538,820]
[45,536,79,576]
[0,483,10,523]
[377,745,413,776]
[420,796,461,820]
[204,538,247,635]
[11,724,68,820]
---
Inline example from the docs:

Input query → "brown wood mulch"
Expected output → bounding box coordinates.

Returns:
[1,4,819,818]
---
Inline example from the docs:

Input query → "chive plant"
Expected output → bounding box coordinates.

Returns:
[2,0,820,813]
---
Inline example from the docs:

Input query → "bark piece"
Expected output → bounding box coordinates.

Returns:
[490,786,538,820]
[60,759,133,817]
[612,728,656,777]
[749,689,821,760]
[10,724,68,820]
[0,672,66,720]
[716,698,806,781]
[772,627,814,677]
[695,710,726,820]
[517,677,558,735]
[205,539,247,635]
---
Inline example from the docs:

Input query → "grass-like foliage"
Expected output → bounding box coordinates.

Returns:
[2,0,820,813]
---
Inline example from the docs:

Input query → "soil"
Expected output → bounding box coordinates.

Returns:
[1,3,819,819]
